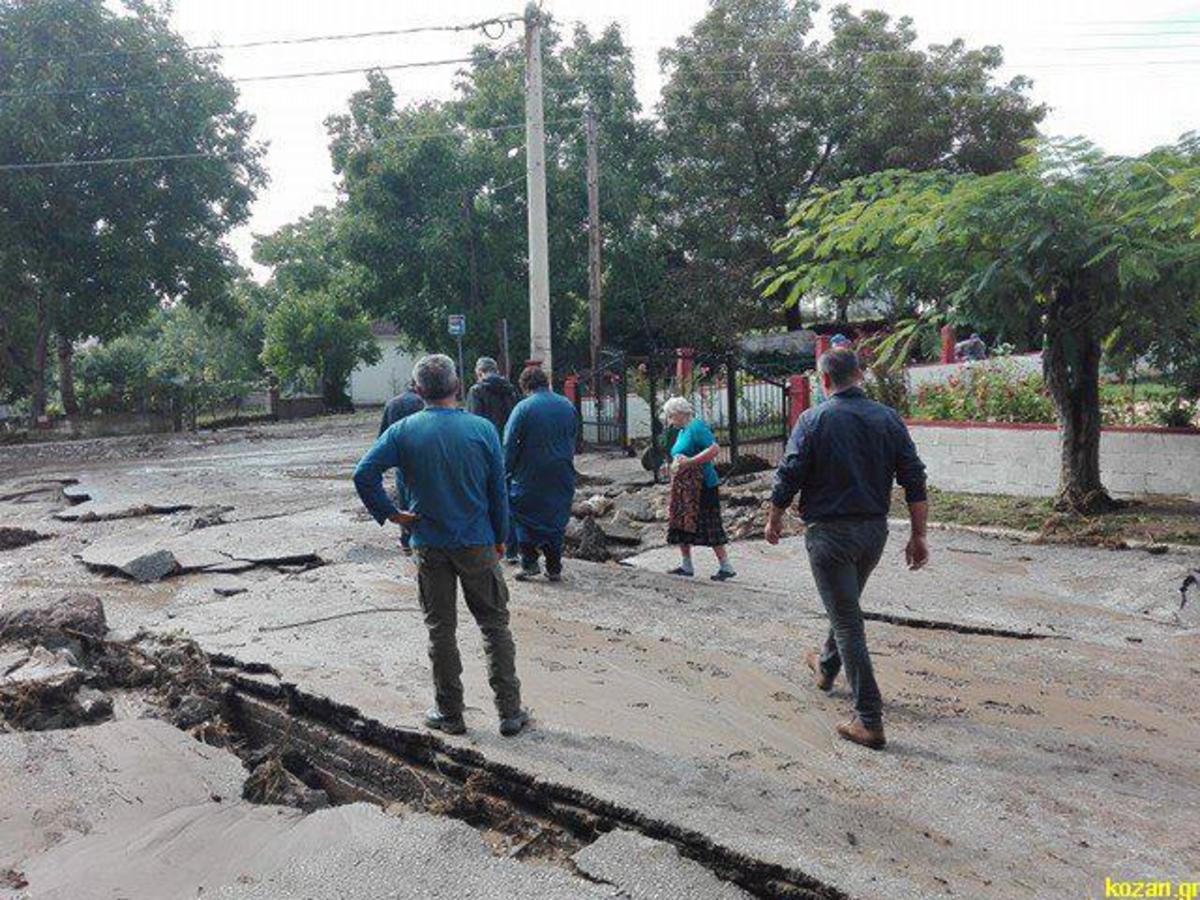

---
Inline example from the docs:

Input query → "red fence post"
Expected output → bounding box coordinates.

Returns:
[787,375,810,429]
[815,335,830,361]
[675,347,695,384]
[940,325,956,364]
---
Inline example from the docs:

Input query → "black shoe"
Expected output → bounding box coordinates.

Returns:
[546,571,562,583]
[424,707,466,735]
[667,566,694,577]
[499,709,529,737]
[514,565,541,582]
[710,568,736,581]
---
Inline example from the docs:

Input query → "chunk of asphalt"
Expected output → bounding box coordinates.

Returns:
[119,549,180,583]
[573,829,752,899]
[0,592,107,640]
[0,646,85,700]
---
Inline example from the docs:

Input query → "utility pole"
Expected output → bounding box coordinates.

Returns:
[523,4,552,377]
[585,106,602,377]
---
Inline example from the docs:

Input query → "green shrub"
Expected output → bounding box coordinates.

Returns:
[912,363,1055,423]
[1150,395,1198,428]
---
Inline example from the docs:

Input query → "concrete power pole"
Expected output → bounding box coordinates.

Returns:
[585,106,602,376]
[523,4,552,376]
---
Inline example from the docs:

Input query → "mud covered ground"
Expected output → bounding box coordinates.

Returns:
[1,412,1198,899]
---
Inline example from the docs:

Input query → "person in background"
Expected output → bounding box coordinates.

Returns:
[353,354,528,738]
[378,380,424,554]
[812,334,853,406]
[504,365,577,582]
[467,357,519,434]
[467,357,521,563]
[955,333,987,362]
[661,396,736,581]
[765,347,929,750]
[379,379,424,434]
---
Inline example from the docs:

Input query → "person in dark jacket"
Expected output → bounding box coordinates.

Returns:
[380,381,424,434]
[765,347,929,751]
[467,358,519,435]
[467,358,521,562]
[378,381,424,553]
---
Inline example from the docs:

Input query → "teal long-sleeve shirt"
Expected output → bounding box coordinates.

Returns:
[353,407,509,549]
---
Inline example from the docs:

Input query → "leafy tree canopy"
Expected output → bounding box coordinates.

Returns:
[323,21,666,369]
[765,135,1200,510]
[659,0,1046,333]
[0,0,265,416]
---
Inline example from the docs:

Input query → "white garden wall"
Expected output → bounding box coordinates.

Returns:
[907,421,1200,500]
[906,353,1042,390]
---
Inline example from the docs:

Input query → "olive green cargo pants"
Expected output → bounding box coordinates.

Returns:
[414,545,521,719]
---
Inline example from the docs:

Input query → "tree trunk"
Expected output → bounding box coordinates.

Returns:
[56,333,78,418]
[1042,303,1116,514]
[30,296,48,424]
[783,302,802,332]
[321,374,351,413]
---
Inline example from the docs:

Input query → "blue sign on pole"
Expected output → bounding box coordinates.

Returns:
[448,314,466,336]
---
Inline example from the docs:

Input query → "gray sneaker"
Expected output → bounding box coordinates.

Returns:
[499,709,529,737]
[424,707,466,735]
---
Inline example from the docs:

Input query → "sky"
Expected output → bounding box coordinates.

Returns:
[167,0,1200,269]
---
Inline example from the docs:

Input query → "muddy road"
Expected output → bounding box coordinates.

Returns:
[1,413,1198,899]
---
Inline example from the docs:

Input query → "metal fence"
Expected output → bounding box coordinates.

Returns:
[640,353,791,481]
[573,350,628,448]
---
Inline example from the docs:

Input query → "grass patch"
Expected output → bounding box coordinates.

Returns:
[897,486,1200,547]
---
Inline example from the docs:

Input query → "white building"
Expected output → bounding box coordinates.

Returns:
[349,323,424,406]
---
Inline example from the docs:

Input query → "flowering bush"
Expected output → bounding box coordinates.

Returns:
[911,363,1055,424]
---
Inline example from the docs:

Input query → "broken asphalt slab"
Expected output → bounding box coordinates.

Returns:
[573,829,751,899]
[0,720,610,900]
[6,421,1200,898]
[77,509,355,582]
[99,549,1200,899]
[625,527,1196,646]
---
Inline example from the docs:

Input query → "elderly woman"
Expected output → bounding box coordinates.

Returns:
[661,397,736,581]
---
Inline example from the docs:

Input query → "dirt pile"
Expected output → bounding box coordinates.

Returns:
[563,470,803,561]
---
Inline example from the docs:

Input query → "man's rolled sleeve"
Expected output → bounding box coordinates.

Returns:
[353,430,402,525]
[771,418,811,509]
[892,416,928,504]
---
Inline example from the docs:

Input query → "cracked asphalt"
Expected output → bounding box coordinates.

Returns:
[1,412,1198,899]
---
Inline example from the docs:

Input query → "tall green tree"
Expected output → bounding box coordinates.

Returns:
[324,19,666,371]
[253,207,379,410]
[659,0,1045,335]
[0,0,265,421]
[764,137,1200,512]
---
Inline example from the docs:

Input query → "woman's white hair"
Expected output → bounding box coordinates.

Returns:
[660,396,694,424]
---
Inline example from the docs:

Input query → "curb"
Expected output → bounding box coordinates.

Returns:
[887,518,1200,557]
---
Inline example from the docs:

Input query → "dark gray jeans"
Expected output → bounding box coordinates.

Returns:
[414,545,522,719]
[805,518,889,729]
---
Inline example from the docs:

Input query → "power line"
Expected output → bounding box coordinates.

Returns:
[0,119,583,172]
[0,56,484,100]
[0,151,221,172]
[5,14,524,66]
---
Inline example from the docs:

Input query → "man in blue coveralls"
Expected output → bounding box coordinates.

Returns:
[504,365,577,582]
